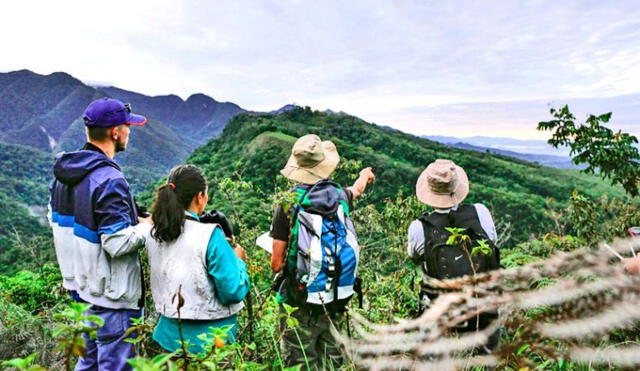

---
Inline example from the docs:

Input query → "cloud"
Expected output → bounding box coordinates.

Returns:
[1,0,639,138]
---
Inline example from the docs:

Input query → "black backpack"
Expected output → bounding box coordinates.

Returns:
[419,204,500,281]
[418,205,501,331]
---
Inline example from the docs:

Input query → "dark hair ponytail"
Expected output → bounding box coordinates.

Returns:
[151,165,207,243]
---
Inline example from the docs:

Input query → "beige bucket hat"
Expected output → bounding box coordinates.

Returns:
[280,134,340,184]
[416,159,469,209]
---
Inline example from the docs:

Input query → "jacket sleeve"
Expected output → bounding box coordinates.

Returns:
[95,178,149,258]
[407,219,425,262]
[206,227,250,305]
[474,204,498,244]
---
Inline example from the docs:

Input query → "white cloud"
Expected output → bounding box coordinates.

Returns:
[1,0,639,138]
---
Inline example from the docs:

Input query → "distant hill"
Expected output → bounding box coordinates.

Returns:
[0,69,249,192]
[184,107,621,244]
[445,142,578,169]
[99,87,244,146]
[411,94,640,140]
[0,70,95,151]
[267,104,299,115]
[423,135,569,155]
[0,69,246,152]
[423,135,577,169]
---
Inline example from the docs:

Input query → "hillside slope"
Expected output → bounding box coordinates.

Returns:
[0,70,247,152]
[0,142,54,274]
[187,107,621,243]
[0,70,248,192]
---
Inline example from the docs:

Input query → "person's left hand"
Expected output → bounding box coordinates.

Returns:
[233,245,247,262]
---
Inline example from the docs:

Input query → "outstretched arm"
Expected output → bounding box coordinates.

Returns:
[347,167,376,200]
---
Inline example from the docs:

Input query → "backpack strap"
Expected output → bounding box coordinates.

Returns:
[418,212,443,279]
[452,205,487,239]
[446,205,501,269]
[283,180,333,280]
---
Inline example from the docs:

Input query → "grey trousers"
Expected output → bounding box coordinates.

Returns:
[279,305,345,370]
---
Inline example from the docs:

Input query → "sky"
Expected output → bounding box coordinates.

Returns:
[1,0,639,139]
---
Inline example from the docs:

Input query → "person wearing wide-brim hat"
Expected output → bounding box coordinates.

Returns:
[269,134,375,369]
[408,158,501,353]
[279,134,342,185]
[415,159,470,209]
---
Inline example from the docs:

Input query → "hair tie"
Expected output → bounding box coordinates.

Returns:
[167,182,176,190]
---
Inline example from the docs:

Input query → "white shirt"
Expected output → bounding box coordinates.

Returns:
[407,203,498,261]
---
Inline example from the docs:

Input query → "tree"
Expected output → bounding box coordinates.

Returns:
[538,105,640,197]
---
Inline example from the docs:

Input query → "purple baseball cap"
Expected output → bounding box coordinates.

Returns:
[83,98,147,128]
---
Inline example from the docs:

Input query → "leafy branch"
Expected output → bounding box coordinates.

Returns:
[538,105,640,197]
[52,302,104,371]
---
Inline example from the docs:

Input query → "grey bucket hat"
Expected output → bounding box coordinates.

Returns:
[416,159,469,208]
[280,134,340,184]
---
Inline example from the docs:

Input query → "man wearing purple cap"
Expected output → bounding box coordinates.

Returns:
[49,98,151,370]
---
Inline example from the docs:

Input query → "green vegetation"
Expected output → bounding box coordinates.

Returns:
[0,142,54,274]
[538,105,640,196]
[185,107,623,244]
[0,141,52,205]
[1,107,637,369]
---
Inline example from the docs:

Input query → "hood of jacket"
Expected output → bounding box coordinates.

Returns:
[53,149,120,186]
[296,180,343,215]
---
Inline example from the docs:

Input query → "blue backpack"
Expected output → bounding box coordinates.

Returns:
[281,179,362,313]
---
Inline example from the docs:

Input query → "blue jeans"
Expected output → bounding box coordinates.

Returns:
[74,306,142,371]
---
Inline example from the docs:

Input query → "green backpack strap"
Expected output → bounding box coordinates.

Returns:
[284,186,315,277]
[335,184,351,218]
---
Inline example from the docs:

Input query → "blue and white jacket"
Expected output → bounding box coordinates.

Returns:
[49,143,151,309]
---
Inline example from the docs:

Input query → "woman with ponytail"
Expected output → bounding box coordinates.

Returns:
[146,164,249,353]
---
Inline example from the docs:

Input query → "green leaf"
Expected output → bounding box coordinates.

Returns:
[516,343,529,355]
[83,315,105,326]
[446,235,457,246]
[598,112,612,122]
[151,353,175,365]
[286,317,299,328]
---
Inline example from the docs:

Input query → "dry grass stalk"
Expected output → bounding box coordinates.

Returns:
[342,238,640,370]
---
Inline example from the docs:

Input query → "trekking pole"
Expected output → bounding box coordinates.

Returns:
[627,238,637,258]
[603,243,624,261]
[628,227,640,257]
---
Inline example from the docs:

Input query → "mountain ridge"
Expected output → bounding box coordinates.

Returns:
[0,69,248,152]
[422,135,577,168]
[179,107,622,244]
[0,69,255,193]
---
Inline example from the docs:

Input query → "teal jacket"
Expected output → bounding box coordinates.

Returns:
[153,211,250,353]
